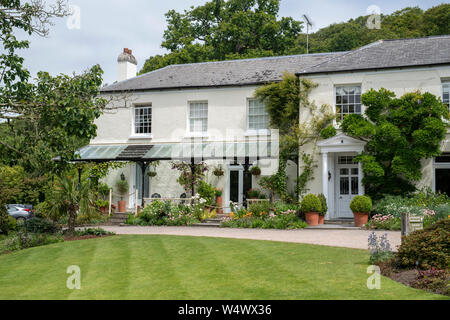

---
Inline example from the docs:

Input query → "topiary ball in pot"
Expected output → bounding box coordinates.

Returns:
[300,194,322,226]
[350,195,372,227]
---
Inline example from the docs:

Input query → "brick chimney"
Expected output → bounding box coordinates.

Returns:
[117,48,137,82]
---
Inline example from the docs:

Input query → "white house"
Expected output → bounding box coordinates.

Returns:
[77,36,450,219]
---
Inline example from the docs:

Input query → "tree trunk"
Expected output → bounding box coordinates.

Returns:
[67,210,77,234]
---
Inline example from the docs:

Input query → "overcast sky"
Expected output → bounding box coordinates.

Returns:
[17,0,445,85]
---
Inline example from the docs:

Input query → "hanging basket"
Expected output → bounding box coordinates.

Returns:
[250,166,261,176]
[147,171,157,178]
[213,167,225,177]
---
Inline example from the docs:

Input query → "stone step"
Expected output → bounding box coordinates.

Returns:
[306,224,361,230]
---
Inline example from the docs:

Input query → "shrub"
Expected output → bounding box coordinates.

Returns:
[317,194,328,216]
[350,196,372,214]
[0,203,10,235]
[74,228,115,237]
[198,181,217,205]
[22,218,58,234]
[248,201,272,218]
[397,220,450,270]
[412,268,449,296]
[1,231,63,253]
[300,194,322,213]
[367,215,401,231]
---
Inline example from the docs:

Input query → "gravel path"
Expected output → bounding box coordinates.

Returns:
[99,226,402,251]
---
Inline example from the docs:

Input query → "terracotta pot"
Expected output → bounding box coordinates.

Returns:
[118,200,127,213]
[353,212,369,227]
[100,206,109,215]
[305,212,319,226]
[216,196,223,214]
[318,215,325,225]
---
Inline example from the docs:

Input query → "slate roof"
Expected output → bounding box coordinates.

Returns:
[101,36,450,93]
[101,52,345,92]
[298,35,450,75]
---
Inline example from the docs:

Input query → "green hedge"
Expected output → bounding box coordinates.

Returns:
[350,196,372,214]
[300,194,322,213]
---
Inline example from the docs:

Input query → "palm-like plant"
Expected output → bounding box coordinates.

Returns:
[50,175,95,234]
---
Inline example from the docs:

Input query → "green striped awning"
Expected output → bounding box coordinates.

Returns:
[74,141,277,162]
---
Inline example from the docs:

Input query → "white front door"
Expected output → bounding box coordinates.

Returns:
[336,156,360,218]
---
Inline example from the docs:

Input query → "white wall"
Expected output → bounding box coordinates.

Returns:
[94,85,282,209]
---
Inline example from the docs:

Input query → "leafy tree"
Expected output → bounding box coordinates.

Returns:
[141,0,303,73]
[341,89,449,199]
[141,3,449,73]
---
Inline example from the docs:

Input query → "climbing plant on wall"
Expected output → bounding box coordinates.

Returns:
[341,89,449,199]
[254,73,336,202]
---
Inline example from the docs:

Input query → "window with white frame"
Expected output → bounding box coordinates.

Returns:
[189,102,208,133]
[248,99,269,131]
[443,82,449,110]
[134,106,152,135]
[336,85,362,122]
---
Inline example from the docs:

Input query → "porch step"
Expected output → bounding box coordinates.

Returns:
[306,224,361,230]
[325,219,355,225]
[107,212,130,226]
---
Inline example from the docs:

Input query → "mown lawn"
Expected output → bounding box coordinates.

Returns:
[0,235,446,300]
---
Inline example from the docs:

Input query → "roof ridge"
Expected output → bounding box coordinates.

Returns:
[151,51,347,69]
[299,40,384,74]
[382,35,450,42]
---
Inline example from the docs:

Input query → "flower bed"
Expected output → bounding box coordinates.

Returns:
[366,190,449,230]
[126,196,207,226]
[221,201,307,230]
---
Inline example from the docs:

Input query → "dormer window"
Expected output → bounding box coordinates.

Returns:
[134,105,152,135]
[336,86,362,122]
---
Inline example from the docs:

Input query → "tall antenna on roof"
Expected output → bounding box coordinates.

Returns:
[303,14,314,54]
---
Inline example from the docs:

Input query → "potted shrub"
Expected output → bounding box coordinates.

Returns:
[247,189,260,199]
[350,195,373,227]
[300,194,322,226]
[116,179,129,213]
[318,194,328,225]
[250,166,261,176]
[215,189,223,214]
[95,199,110,215]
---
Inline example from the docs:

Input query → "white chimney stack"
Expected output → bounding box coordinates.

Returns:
[117,48,137,82]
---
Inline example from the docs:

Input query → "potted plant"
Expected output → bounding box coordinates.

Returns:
[247,189,260,199]
[250,166,261,176]
[300,194,322,226]
[95,199,110,215]
[318,194,328,225]
[213,166,224,177]
[350,195,373,227]
[215,189,223,214]
[116,179,129,213]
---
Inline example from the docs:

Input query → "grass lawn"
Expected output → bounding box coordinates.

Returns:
[0,235,447,300]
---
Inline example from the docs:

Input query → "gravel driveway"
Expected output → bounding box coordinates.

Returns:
[99,226,402,251]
